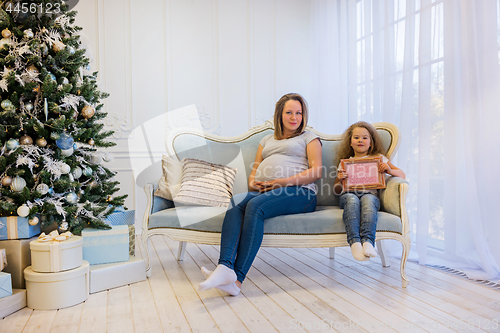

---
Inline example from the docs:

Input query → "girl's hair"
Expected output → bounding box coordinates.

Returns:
[337,121,386,160]
[273,93,308,140]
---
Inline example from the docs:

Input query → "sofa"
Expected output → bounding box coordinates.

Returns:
[141,121,411,287]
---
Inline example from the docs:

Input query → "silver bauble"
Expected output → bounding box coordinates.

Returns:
[29,216,39,226]
[60,163,71,174]
[36,183,49,195]
[11,176,26,192]
[17,204,29,217]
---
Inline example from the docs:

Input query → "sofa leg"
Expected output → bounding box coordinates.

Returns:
[177,241,187,261]
[376,240,390,267]
[329,247,335,259]
[141,234,152,277]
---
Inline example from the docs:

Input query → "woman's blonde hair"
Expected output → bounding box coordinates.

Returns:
[273,93,308,140]
[337,121,386,160]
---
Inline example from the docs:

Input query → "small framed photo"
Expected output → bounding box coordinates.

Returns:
[341,156,386,191]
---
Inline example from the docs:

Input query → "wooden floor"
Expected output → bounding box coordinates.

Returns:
[1,235,500,333]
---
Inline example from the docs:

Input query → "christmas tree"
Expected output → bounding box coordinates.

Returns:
[0,0,127,234]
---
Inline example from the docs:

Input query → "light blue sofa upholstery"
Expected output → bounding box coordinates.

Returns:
[142,121,411,287]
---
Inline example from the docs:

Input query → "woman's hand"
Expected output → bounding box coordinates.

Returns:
[254,180,281,193]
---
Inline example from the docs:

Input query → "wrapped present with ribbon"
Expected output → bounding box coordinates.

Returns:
[0,272,12,299]
[0,249,6,271]
[104,207,136,257]
[82,225,129,265]
[29,230,83,273]
[0,216,41,240]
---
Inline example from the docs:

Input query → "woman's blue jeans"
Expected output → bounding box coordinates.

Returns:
[219,186,317,282]
[339,192,380,247]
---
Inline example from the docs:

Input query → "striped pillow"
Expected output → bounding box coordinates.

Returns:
[173,158,237,207]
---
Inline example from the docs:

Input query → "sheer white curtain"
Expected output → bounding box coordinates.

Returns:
[311,0,500,280]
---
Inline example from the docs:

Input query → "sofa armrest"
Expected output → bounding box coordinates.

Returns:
[379,177,409,217]
[142,182,175,234]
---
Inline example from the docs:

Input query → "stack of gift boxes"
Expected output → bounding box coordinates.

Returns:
[0,207,145,315]
[0,216,40,318]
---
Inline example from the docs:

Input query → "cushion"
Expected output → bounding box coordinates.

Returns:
[148,205,403,235]
[154,155,183,200]
[173,158,237,207]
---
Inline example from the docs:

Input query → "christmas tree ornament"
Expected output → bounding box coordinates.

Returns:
[53,40,65,52]
[0,37,12,49]
[6,138,19,150]
[27,64,39,75]
[60,163,71,174]
[40,43,48,55]
[68,173,74,182]
[68,46,75,55]
[65,192,78,204]
[56,132,74,149]
[50,132,60,140]
[102,152,114,163]
[1,28,11,38]
[82,166,92,176]
[88,138,95,145]
[35,137,47,147]
[36,183,49,195]
[47,73,56,81]
[90,153,102,164]
[62,77,69,85]
[23,29,34,39]
[10,176,26,192]
[1,176,12,187]
[17,204,30,217]
[71,167,82,179]
[59,221,69,232]
[29,216,39,226]
[1,99,14,110]
[48,187,54,195]
[81,105,95,119]
[20,135,33,145]
[25,102,34,112]
[60,147,74,156]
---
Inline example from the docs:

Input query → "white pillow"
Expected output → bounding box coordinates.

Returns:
[154,155,183,201]
[173,158,237,207]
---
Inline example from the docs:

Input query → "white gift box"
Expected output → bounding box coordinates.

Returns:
[24,261,89,310]
[30,236,83,273]
[89,256,146,294]
[0,237,36,289]
[0,289,26,319]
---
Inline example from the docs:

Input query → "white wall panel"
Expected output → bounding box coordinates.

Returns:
[73,0,313,225]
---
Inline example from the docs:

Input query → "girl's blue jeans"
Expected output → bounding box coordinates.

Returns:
[219,186,317,282]
[339,192,380,247]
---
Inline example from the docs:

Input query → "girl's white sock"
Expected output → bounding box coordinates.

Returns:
[350,242,369,261]
[362,242,378,257]
[200,267,240,296]
[198,264,237,292]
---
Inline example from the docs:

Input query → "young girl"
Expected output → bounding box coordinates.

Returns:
[198,93,322,295]
[334,121,405,261]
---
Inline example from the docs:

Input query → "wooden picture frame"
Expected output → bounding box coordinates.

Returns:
[341,156,386,190]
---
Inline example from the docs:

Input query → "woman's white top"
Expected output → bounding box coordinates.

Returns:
[255,131,320,194]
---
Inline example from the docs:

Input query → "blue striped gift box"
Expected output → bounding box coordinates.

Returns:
[104,207,135,226]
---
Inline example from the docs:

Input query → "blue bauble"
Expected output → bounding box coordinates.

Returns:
[65,192,78,204]
[56,132,74,150]
[6,138,19,150]
[47,73,57,81]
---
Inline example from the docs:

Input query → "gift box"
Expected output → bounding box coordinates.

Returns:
[0,216,40,240]
[0,289,26,319]
[0,237,35,289]
[0,272,12,299]
[89,256,146,294]
[24,261,89,310]
[104,207,135,226]
[128,225,135,256]
[82,225,129,265]
[30,236,83,273]
[0,249,6,271]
